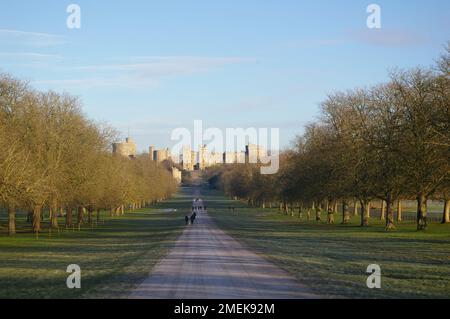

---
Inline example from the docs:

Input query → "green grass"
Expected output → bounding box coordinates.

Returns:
[0,188,195,299]
[206,188,450,299]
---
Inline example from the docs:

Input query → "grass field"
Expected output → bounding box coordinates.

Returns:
[1,185,449,299]
[0,189,194,299]
[206,188,450,299]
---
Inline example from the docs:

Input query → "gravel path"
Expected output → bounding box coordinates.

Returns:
[130,198,317,299]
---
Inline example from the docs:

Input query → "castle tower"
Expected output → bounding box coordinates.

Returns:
[112,137,137,158]
[149,145,155,161]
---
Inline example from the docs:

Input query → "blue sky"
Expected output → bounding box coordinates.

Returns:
[0,0,449,151]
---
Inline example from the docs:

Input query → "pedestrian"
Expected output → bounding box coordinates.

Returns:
[190,214,195,224]
[185,216,189,225]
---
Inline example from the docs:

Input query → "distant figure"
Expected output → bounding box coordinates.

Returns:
[190,214,195,224]
[232,207,235,213]
[185,216,189,225]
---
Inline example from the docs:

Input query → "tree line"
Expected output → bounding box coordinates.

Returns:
[0,73,177,236]
[207,45,450,231]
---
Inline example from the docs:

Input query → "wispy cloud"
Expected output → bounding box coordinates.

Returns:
[0,52,63,60]
[75,56,255,74]
[35,56,256,89]
[0,29,66,46]
[35,76,159,89]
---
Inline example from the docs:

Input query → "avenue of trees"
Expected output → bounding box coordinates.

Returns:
[207,45,450,231]
[0,73,177,236]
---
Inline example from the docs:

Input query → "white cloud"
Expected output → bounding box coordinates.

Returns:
[75,56,255,75]
[0,50,63,71]
[0,29,66,46]
[35,76,159,89]
[34,56,255,89]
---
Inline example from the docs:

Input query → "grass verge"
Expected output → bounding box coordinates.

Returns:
[206,188,450,299]
[0,189,194,299]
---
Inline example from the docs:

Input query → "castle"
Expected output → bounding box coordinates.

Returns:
[113,138,267,173]
[112,137,137,158]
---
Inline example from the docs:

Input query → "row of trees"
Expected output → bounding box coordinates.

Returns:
[207,46,450,231]
[0,73,177,236]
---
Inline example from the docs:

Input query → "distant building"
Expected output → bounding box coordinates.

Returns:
[113,137,137,158]
[155,148,170,162]
[245,144,266,163]
[191,151,197,169]
[181,145,195,171]
[223,152,235,164]
[172,167,182,184]
[210,152,223,165]
[236,151,246,163]
[149,145,171,163]
[198,144,209,170]
[146,142,267,172]
[223,151,246,164]
[149,145,155,160]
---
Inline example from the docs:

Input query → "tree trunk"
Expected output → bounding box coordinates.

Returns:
[32,205,42,234]
[327,200,335,224]
[353,200,359,217]
[385,194,395,231]
[341,200,350,224]
[77,207,84,229]
[8,204,16,236]
[442,199,450,224]
[298,204,302,219]
[380,200,386,221]
[88,207,93,224]
[417,194,428,231]
[396,199,402,222]
[50,201,59,229]
[96,208,101,223]
[66,207,73,228]
[360,200,370,227]
[316,201,322,222]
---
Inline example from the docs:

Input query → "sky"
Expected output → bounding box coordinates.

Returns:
[0,0,449,152]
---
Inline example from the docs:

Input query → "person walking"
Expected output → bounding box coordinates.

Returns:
[190,214,195,225]
[185,216,189,225]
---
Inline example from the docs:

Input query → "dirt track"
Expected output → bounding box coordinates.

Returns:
[130,198,317,299]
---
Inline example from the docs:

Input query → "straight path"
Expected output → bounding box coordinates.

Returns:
[130,197,317,299]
